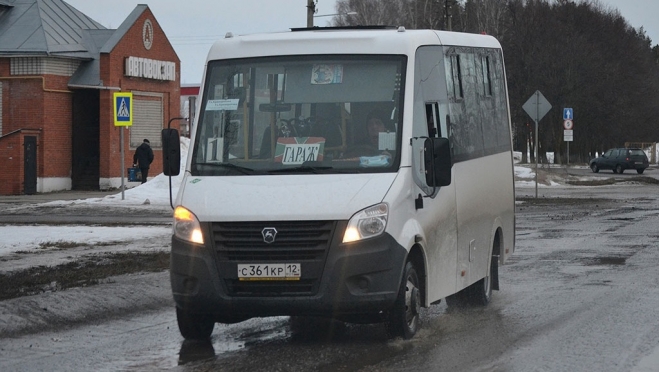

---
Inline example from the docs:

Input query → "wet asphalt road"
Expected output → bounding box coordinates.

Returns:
[2,183,659,371]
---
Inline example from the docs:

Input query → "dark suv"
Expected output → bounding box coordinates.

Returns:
[589,148,649,174]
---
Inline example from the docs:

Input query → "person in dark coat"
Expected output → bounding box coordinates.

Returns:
[133,139,154,184]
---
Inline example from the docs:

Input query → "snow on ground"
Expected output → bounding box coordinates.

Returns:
[0,225,171,258]
[0,138,190,259]
[0,142,606,259]
[44,137,190,207]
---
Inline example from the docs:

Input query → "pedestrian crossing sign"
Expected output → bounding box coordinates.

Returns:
[113,92,133,127]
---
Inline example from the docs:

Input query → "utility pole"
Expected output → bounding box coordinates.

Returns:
[307,0,316,28]
[445,0,453,31]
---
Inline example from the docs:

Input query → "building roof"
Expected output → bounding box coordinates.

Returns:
[0,0,106,57]
[100,4,147,54]
[67,5,148,88]
[67,28,115,87]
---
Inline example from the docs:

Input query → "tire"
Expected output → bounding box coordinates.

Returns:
[616,164,624,174]
[387,261,421,339]
[590,163,599,173]
[176,308,215,340]
[447,254,497,310]
[445,290,469,308]
[637,168,645,174]
[466,257,496,306]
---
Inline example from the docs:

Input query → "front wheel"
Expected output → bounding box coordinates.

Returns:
[176,308,215,340]
[590,163,599,173]
[387,261,421,339]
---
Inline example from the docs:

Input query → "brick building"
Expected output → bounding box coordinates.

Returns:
[0,0,180,195]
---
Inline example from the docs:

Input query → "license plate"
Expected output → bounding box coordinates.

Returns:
[237,263,301,281]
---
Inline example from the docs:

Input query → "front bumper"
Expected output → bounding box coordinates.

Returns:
[170,220,407,322]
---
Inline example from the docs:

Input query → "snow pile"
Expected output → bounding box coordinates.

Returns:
[46,137,190,207]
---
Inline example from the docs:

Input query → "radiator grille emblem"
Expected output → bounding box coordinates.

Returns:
[262,227,278,244]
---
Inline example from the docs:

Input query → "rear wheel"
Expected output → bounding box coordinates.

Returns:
[447,254,496,308]
[466,258,495,306]
[387,261,421,339]
[590,163,599,173]
[176,308,215,340]
[445,290,469,308]
[637,168,645,174]
[616,164,624,174]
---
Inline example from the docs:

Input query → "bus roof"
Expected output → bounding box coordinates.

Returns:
[206,27,502,61]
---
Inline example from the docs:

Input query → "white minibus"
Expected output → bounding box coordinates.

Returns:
[162,26,515,340]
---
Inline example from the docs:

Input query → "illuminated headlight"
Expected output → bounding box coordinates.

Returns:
[173,206,204,244]
[342,203,388,243]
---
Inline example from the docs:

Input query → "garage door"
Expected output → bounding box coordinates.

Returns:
[130,95,163,149]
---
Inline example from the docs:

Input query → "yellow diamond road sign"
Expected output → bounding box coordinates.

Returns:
[113,92,133,127]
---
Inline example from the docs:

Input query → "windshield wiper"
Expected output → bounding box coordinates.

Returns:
[268,165,334,174]
[196,162,254,175]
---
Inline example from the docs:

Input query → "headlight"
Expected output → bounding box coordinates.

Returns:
[342,203,388,243]
[173,206,204,244]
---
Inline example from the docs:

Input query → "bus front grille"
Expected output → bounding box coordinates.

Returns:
[211,220,335,296]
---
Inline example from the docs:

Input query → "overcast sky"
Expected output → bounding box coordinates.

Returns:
[63,0,659,85]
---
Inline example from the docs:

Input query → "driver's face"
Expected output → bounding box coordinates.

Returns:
[367,118,385,144]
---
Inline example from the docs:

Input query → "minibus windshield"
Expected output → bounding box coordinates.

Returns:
[190,55,406,176]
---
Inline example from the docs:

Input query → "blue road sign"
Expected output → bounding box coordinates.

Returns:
[563,108,573,120]
[113,92,133,127]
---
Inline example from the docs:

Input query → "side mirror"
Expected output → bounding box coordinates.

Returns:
[424,137,451,187]
[162,129,181,176]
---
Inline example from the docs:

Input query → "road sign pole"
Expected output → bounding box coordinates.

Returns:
[535,119,538,198]
[535,91,540,198]
[113,91,133,201]
[120,127,125,200]
[567,142,570,166]
[523,90,551,199]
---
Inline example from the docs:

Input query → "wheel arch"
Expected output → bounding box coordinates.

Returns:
[407,244,427,307]
[491,227,503,291]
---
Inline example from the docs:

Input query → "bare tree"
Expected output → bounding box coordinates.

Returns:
[333,0,448,29]
[331,0,659,163]
[462,0,509,37]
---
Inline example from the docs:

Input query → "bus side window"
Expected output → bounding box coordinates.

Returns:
[425,102,441,137]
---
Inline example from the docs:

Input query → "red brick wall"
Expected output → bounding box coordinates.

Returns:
[0,130,41,195]
[0,76,83,194]
[0,76,71,192]
[0,59,8,76]
[98,7,181,179]
[0,6,181,194]
[42,90,72,177]
[0,134,22,195]
[0,79,44,194]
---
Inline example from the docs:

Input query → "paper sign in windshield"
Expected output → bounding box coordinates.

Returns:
[311,64,343,85]
[206,99,240,111]
[275,137,325,165]
[378,132,397,151]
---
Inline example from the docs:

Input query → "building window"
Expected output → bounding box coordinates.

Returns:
[11,57,42,75]
[11,57,80,76]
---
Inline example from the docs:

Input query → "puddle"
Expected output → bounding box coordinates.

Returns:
[583,256,627,266]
